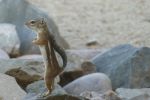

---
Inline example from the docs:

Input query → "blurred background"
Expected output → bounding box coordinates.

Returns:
[29,0,150,49]
[0,0,150,56]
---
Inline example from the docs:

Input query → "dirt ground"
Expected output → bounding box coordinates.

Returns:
[28,0,150,49]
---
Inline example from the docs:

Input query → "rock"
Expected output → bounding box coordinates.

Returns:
[59,70,84,87]
[26,80,44,94]
[86,38,99,47]
[66,49,102,60]
[17,54,42,59]
[0,73,26,100]
[0,59,45,89]
[80,90,121,100]
[24,80,86,100]
[0,49,9,59]
[63,73,112,96]
[102,90,121,100]
[116,88,150,100]
[0,0,69,54]
[80,91,103,100]
[64,49,103,72]
[63,50,86,73]
[0,59,44,76]
[0,23,20,57]
[92,44,150,89]
[81,61,96,75]
[26,80,66,95]
[5,68,42,89]
[59,61,96,86]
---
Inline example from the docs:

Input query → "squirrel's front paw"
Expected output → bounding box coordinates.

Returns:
[32,38,48,45]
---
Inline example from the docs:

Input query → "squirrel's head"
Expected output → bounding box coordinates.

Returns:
[25,18,47,33]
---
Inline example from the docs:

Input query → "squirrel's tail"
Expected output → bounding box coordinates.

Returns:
[50,35,67,68]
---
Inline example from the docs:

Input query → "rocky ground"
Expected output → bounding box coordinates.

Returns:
[1,44,150,100]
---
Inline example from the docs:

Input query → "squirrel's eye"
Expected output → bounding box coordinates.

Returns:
[30,21,35,24]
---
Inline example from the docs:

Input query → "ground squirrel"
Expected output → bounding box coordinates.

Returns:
[25,18,67,68]
[25,18,67,97]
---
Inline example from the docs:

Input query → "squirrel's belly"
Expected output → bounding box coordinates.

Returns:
[39,45,49,67]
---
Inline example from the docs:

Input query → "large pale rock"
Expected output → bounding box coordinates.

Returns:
[0,73,26,100]
[0,49,9,59]
[116,88,150,100]
[92,44,150,89]
[0,0,69,54]
[63,73,112,96]
[0,23,20,56]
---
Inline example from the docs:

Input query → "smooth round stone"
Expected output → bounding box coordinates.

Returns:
[63,73,112,96]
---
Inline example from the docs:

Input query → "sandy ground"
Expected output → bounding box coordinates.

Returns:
[28,0,150,49]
